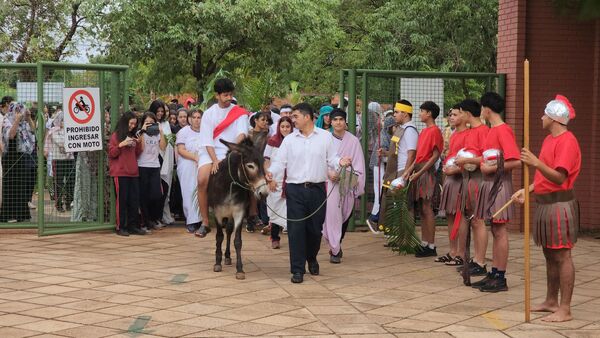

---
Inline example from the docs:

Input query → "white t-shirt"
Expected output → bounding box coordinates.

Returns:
[176,125,202,162]
[396,121,419,172]
[138,134,161,168]
[199,103,249,159]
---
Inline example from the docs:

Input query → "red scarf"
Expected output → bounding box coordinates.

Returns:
[213,105,249,139]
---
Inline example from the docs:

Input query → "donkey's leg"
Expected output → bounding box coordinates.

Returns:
[214,220,225,272]
[233,212,245,280]
[224,220,233,266]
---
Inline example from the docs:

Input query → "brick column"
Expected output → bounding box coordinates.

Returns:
[497,0,526,231]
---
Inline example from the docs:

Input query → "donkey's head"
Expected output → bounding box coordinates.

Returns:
[219,138,269,199]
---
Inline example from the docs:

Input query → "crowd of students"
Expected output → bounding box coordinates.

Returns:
[1,83,582,320]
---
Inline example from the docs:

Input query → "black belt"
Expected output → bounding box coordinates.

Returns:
[535,190,576,204]
[289,182,325,188]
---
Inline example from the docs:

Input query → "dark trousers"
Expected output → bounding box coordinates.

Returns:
[0,151,34,221]
[286,182,327,274]
[271,223,281,241]
[169,170,184,218]
[341,213,352,242]
[114,176,140,230]
[53,159,75,209]
[138,167,163,226]
[258,200,269,225]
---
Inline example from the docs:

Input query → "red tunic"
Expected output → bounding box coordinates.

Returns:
[533,131,581,194]
[483,123,520,161]
[415,125,443,164]
[445,128,469,164]
[464,124,489,156]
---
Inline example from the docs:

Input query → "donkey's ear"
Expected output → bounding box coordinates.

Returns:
[219,139,244,153]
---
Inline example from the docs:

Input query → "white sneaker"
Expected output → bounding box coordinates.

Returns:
[366,218,381,234]
[28,201,37,209]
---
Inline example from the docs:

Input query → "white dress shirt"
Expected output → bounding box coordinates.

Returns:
[269,127,340,184]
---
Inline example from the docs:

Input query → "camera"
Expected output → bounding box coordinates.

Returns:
[145,123,160,136]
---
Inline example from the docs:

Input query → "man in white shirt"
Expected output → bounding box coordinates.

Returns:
[395,103,419,180]
[197,78,249,237]
[266,103,351,284]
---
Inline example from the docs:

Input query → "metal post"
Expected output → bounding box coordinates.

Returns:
[359,73,369,226]
[393,77,400,102]
[338,70,345,110]
[97,72,105,224]
[36,63,45,236]
[348,69,357,133]
[109,71,120,226]
[347,69,357,231]
[122,69,129,112]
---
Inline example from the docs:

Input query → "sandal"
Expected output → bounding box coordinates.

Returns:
[445,256,464,266]
[434,253,453,263]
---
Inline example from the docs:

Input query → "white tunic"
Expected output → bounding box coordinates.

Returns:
[264,144,286,229]
[198,103,249,167]
[176,126,203,225]
[159,121,175,224]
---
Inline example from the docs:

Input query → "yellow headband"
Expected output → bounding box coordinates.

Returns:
[394,103,413,113]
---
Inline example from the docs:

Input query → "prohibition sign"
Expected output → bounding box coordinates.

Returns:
[67,89,96,124]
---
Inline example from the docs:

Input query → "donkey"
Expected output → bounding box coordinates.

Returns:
[207,138,269,280]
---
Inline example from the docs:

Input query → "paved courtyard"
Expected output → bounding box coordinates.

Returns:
[0,226,599,338]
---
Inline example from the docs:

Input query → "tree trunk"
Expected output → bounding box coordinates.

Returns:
[193,44,204,102]
[16,0,38,63]
[53,2,82,62]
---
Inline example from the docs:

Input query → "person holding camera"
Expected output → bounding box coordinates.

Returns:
[1,101,36,223]
[108,111,144,236]
[136,111,167,232]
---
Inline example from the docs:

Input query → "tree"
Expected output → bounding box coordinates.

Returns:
[553,0,600,20]
[94,0,336,99]
[0,0,94,63]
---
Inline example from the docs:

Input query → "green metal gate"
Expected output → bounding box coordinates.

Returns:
[0,62,129,236]
[339,69,506,230]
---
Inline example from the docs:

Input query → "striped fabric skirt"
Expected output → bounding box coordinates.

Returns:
[476,173,514,222]
[439,174,462,215]
[533,190,579,249]
[461,169,482,214]
[410,164,436,202]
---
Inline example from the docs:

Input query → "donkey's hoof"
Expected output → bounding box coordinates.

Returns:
[213,264,222,272]
[224,258,232,265]
[235,272,246,280]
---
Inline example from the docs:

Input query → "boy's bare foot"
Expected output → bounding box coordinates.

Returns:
[531,301,559,312]
[541,308,572,322]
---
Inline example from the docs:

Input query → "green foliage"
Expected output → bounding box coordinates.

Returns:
[233,69,286,112]
[94,0,335,98]
[383,185,422,255]
[0,0,99,62]
[553,0,600,20]
[365,0,498,73]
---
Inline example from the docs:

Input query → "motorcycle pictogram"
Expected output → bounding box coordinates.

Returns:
[73,96,91,115]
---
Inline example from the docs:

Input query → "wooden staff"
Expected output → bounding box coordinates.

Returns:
[523,59,531,322]
[492,199,513,219]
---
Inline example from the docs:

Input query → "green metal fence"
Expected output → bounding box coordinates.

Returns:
[0,62,129,236]
[340,69,506,231]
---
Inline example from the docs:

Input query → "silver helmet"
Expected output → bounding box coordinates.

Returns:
[544,94,575,125]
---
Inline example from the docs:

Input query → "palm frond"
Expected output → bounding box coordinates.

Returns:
[382,185,421,254]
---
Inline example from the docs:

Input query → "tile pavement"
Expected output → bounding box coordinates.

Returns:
[0,226,599,337]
